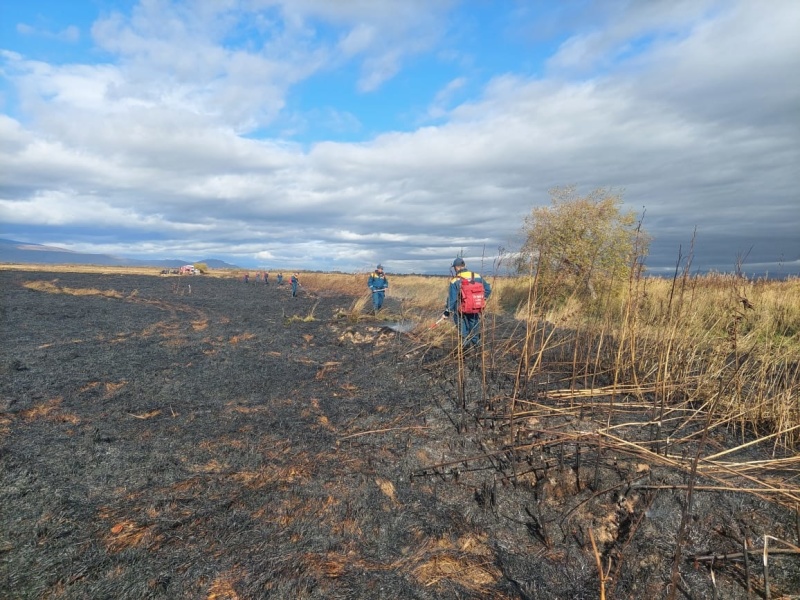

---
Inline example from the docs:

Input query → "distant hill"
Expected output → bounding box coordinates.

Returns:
[0,239,241,270]
[197,258,242,270]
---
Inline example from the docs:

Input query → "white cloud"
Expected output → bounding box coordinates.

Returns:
[546,0,723,72]
[283,0,453,91]
[16,23,80,43]
[426,77,467,120]
[337,23,377,57]
[0,190,152,228]
[1,0,797,274]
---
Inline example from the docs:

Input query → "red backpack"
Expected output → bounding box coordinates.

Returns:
[458,274,486,314]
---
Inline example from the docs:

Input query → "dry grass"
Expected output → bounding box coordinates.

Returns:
[613,274,800,446]
[399,271,798,450]
[478,269,800,447]
[22,279,126,298]
[374,268,800,452]
[1,263,237,278]
[299,271,366,295]
[4,264,798,597]
[8,264,799,446]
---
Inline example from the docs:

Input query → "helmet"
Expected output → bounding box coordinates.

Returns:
[376,264,383,270]
[452,257,466,268]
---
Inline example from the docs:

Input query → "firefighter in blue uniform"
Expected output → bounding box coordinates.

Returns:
[443,257,491,347]
[367,264,388,312]
[290,273,300,297]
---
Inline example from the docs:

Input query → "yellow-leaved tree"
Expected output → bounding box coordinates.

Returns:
[517,186,649,310]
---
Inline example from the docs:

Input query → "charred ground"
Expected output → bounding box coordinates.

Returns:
[1,270,798,599]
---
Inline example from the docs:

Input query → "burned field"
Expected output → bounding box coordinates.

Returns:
[1,270,799,599]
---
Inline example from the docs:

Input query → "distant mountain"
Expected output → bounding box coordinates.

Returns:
[0,239,241,269]
[200,258,242,269]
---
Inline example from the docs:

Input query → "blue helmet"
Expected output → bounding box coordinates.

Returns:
[452,257,465,268]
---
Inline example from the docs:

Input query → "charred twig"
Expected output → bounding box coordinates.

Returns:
[524,504,551,548]
[411,440,561,477]
[797,504,800,545]
[690,548,800,562]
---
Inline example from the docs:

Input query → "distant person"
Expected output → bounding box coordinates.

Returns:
[368,264,389,312]
[443,257,491,348]
[243,272,249,284]
[264,272,269,285]
[277,273,284,285]
[290,273,300,298]
[255,272,261,282]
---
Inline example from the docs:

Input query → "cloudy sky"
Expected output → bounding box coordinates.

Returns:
[1,0,798,275]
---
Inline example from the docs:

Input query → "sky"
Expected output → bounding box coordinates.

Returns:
[1,0,798,276]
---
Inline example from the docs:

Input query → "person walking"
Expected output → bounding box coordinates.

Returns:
[443,257,491,348]
[264,272,269,285]
[243,272,249,284]
[290,273,300,298]
[277,273,284,285]
[367,264,389,312]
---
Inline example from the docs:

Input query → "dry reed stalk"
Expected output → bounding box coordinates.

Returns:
[338,426,430,440]
[637,485,800,494]
[763,535,771,599]
[588,429,800,504]
[711,455,800,470]
[509,261,540,446]
[703,423,800,462]
[588,528,609,600]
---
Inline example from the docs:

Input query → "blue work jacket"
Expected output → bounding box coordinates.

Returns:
[368,272,388,292]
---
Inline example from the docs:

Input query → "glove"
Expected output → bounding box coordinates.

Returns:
[443,310,451,318]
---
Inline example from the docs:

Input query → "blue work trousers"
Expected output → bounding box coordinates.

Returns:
[453,313,482,347]
[372,290,385,311]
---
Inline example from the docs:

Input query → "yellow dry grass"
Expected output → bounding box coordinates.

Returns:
[1,263,246,277]
[22,279,125,298]
[228,333,256,345]
[206,572,243,600]
[395,534,502,594]
[102,518,159,553]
